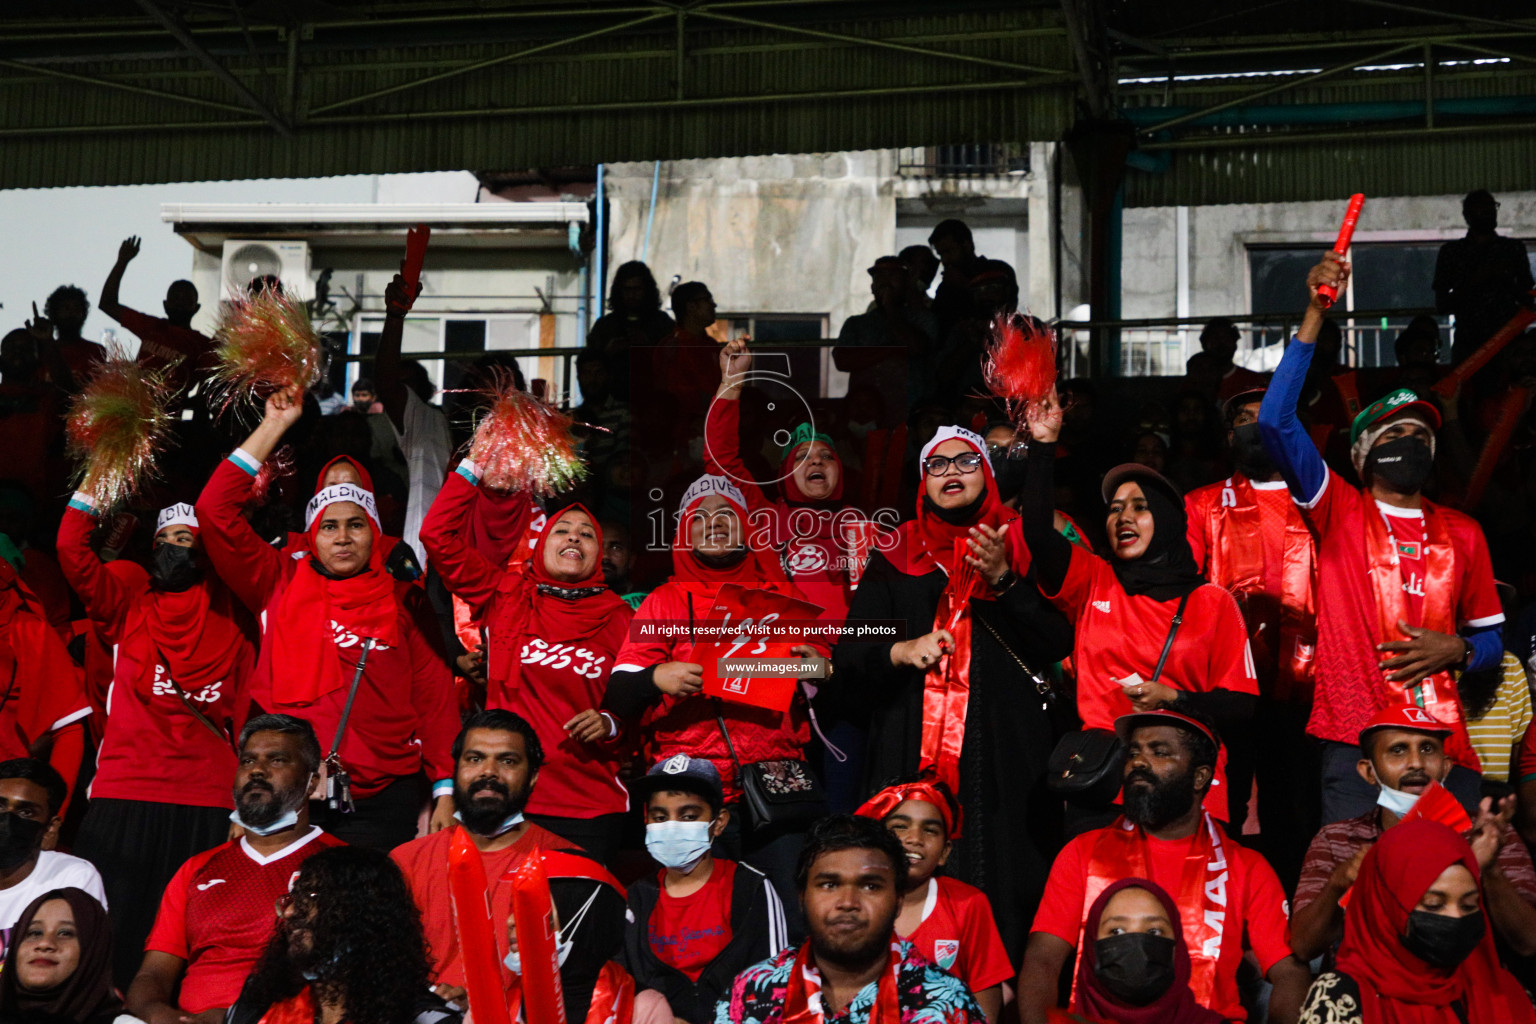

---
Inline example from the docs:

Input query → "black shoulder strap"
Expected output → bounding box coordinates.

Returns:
[1149,590,1192,686]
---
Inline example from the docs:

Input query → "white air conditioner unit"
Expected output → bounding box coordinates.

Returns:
[220,239,312,302]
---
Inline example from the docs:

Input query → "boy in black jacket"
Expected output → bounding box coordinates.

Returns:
[622,756,789,1024]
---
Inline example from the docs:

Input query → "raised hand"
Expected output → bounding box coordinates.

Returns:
[1025,386,1063,444]
[118,236,141,264]
[1306,254,1351,312]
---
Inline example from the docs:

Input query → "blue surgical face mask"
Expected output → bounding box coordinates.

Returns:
[504,934,573,976]
[453,809,524,838]
[1377,782,1419,816]
[230,807,300,837]
[645,819,715,872]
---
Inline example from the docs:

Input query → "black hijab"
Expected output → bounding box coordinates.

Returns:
[0,888,120,1024]
[1100,464,1205,602]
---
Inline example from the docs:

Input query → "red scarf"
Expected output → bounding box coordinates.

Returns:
[881,427,1016,791]
[670,476,792,593]
[1335,819,1536,1024]
[486,503,629,702]
[141,576,248,714]
[781,940,901,1024]
[1079,815,1229,1011]
[1203,475,1317,702]
[1073,878,1224,1024]
[1364,503,1478,770]
[269,492,399,707]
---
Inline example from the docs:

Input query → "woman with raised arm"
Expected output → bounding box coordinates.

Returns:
[1011,390,1257,831]
[195,386,458,851]
[420,458,633,863]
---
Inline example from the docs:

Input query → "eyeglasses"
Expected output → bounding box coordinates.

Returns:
[275,891,320,918]
[922,452,985,476]
[985,441,1028,462]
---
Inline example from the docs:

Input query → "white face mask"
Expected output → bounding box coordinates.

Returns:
[1377,782,1420,816]
[230,773,313,837]
[503,886,599,976]
[645,819,715,872]
[503,934,573,977]
[230,807,300,837]
[453,809,525,838]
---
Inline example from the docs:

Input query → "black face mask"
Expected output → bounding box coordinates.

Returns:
[990,455,1028,501]
[1367,436,1434,494]
[1230,423,1275,479]
[151,542,202,591]
[1402,909,1485,969]
[0,812,46,872]
[1093,932,1177,1005]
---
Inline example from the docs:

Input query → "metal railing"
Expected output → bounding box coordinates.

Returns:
[1055,307,1443,377]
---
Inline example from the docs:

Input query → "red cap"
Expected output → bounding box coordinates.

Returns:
[1114,707,1221,750]
[1358,704,1454,743]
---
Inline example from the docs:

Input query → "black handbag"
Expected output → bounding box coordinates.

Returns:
[715,709,829,832]
[1047,591,1190,807]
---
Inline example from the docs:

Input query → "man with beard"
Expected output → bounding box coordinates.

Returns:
[391,709,627,1024]
[717,814,985,1024]
[1260,254,1506,823]
[128,715,341,1024]
[1185,386,1318,887]
[1290,705,1536,962]
[599,518,646,609]
[0,759,104,959]
[1019,706,1309,1024]
[60,497,257,987]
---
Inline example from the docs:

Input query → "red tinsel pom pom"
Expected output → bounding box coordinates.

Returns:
[983,312,1058,421]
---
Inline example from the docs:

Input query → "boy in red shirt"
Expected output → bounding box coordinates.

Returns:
[856,774,1012,1022]
[621,756,789,1024]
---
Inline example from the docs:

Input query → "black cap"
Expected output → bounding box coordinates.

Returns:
[629,754,724,810]
[1100,462,1182,506]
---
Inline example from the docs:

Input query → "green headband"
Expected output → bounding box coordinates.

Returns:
[781,422,833,460]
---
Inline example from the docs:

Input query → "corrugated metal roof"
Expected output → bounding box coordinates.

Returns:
[1119,59,1536,206]
[0,5,1074,189]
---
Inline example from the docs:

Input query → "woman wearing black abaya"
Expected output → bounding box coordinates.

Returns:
[834,424,1074,961]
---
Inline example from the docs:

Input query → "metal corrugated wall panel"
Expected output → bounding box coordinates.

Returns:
[0,9,1074,188]
[1120,65,1536,206]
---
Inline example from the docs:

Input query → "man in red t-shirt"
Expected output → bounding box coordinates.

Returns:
[127,715,342,1024]
[1186,387,1318,885]
[391,709,626,1024]
[1259,254,1506,824]
[99,235,215,403]
[1017,706,1309,1024]
[855,774,1013,1022]
[621,755,789,1024]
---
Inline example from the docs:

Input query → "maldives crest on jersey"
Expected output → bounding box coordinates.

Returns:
[786,542,829,574]
[933,939,960,971]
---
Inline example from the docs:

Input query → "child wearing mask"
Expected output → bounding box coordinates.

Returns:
[856,773,1013,1023]
[620,756,788,1024]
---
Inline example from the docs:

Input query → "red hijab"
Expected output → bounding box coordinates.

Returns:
[882,425,1016,578]
[1335,820,1536,1024]
[485,503,628,700]
[1073,878,1225,1024]
[669,475,790,591]
[269,483,400,707]
[142,506,246,705]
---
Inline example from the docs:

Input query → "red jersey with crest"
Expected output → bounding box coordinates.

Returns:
[905,877,1013,994]
[145,827,344,1012]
